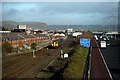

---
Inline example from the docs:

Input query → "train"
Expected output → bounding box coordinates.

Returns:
[51,39,63,48]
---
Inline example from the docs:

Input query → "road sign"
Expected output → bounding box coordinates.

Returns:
[80,38,90,47]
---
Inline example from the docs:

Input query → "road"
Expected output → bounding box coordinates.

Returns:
[98,38,120,80]
[91,38,112,79]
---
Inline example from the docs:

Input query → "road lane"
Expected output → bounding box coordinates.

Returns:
[98,39,120,79]
[91,38,112,79]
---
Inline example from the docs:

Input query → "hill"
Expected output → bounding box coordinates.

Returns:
[0,21,48,30]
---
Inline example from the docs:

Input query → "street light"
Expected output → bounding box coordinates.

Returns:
[17,35,20,54]
[60,46,63,59]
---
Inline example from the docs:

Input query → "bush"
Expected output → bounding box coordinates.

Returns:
[2,42,13,55]
[63,45,89,79]
[81,31,93,39]
[31,43,37,50]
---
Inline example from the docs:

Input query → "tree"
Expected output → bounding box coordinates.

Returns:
[2,42,13,55]
[31,43,37,58]
[2,27,10,31]
[31,43,37,50]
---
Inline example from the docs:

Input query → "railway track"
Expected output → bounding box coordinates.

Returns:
[2,48,51,78]
[2,37,75,79]
[2,47,70,79]
[2,48,46,68]
[15,49,57,78]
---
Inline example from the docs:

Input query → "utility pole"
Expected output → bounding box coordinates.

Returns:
[60,46,63,59]
[115,25,117,39]
[33,49,35,58]
[17,35,20,54]
[31,43,37,58]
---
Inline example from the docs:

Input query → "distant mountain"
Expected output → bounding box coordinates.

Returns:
[0,21,48,30]
[0,21,119,31]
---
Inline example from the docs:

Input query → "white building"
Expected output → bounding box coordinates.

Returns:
[17,25,27,29]
[72,32,82,37]
[67,28,73,33]
[67,28,73,35]
[0,31,11,33]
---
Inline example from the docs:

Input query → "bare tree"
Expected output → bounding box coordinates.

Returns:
[31,43,37,58]
[2,42,13,56]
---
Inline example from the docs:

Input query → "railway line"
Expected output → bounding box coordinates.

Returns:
[3,48,58,78]
[16,48,59,78]
[2,38,73,79]
[3,48,49,78]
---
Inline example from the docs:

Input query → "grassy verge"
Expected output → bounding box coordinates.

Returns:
[63,44,89,79]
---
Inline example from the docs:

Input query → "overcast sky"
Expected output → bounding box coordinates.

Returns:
[2,2,118,25]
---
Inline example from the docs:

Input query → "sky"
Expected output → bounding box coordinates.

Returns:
[2,2,118,25]
[1,0,120,2]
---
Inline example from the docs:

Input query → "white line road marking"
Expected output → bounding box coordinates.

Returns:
[95,40,113,79]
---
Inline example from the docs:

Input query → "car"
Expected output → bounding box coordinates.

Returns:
[106,37,109,40]
[94,35,98,40]
[107,43,110,46]
[100,36,102,38]
[103,38,106,40]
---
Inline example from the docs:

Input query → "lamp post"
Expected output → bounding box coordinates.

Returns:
[115,25,117,39]
[17,35,20,54]
[60,46,63,59]
[31,43,37,58]
[33,49,35,58]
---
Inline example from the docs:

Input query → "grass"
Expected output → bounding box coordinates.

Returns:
[36,71,54,78]
[63,45,89,79]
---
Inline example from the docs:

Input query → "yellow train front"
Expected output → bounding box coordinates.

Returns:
[52,41,59,47]
[51,39,63,48]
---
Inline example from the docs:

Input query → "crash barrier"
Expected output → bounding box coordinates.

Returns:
[83,46,91,80]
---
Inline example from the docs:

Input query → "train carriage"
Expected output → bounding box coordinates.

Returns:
[51,39,63,48]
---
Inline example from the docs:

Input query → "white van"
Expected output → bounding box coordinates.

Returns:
[94,35,98,40]
[100,41,106,48]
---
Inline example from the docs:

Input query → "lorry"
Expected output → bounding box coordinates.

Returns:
[100,41,106,48]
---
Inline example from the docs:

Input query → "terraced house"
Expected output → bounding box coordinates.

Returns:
[2,33,50,49]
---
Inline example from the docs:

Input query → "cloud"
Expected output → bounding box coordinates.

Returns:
[7,9,19,15]
[2,0,120,2]
[2,2,118,25]
[39,2,117,14]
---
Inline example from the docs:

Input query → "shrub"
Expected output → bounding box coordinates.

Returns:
[2,42,13,55]
[63,45,89,79]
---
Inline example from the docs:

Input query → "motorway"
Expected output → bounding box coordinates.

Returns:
[98,38,120,80]
[91,38,112,79]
